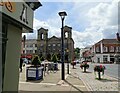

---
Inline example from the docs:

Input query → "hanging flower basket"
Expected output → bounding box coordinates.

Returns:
[94,65,106,80]
[80,62,89,72]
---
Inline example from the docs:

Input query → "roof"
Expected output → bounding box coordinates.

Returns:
[48,36,61,41]
[37,27,48,32]
[95,39,118,45]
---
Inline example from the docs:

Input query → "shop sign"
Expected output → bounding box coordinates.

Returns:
[0,0,33,30]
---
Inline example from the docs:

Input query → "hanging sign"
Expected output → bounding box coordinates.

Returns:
[0,0,33,30]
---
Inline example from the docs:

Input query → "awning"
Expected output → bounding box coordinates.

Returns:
[21,54,32,59]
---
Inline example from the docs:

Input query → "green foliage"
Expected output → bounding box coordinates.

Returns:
[74,48,80,59]
[40,56,44,61]
[51,54,58,63]
[31,55,41,67]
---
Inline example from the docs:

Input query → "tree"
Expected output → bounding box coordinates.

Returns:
[51,54,58,63]
[40,56,44,61]
[31,55,41,67]
[74,48,80,59]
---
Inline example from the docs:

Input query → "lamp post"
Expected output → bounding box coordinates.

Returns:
[66,48,69,74]
[66,37,69,74]
[23,35,26,57]
[58,11,67,80]
[115,33,120,63]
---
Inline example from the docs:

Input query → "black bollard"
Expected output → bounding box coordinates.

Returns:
[98,71,101,80]
[84,67,86,72]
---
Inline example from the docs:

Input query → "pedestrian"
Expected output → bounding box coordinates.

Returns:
[20,58,23,72]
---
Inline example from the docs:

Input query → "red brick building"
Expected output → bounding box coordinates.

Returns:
[91,39,120,63]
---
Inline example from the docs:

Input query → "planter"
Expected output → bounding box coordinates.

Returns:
[71,62,76,69]
[80,63,89,72]
[54,63,58,70]
[94,65,106,80]
[83,67,87,72]
[26,66,43,80]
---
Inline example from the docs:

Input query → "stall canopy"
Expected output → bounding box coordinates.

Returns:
[21,54,32,59]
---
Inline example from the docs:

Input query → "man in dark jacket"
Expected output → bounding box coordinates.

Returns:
[20,58,23,72]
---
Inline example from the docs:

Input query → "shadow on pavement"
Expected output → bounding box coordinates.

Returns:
[26,79,43,83]
[81,71,92,73]
[64,80,84,93]
[95,78,118,82]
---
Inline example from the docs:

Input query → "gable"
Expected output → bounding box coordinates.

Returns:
[48,36,60,41]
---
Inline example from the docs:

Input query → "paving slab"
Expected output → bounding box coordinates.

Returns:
[19,63,88,92]
[71,65,119,91]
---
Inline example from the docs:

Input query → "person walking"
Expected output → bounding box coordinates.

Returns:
[20,58,23,72]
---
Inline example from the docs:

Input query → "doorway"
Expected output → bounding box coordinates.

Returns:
[2,22,8,90]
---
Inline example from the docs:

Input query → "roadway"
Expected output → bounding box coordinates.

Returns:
[76,63,119,79]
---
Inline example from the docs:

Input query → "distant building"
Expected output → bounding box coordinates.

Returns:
[91,39,120,63]
[22,39,37,55]
[80,47,92,61]
[21,26,75,62]
[37,26,74,62]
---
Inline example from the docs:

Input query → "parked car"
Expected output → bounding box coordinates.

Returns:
[22,58,29,64]
[72,60,80,64]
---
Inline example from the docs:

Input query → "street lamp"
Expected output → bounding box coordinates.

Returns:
[115,33,120,63]
[66,48,69,74]
[58,11,67,80]
[23,35,26,57]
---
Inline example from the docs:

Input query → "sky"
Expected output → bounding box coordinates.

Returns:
[24,0,119,48]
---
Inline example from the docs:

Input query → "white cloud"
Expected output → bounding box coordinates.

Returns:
[23,0,119,48]
[85,0,118,41]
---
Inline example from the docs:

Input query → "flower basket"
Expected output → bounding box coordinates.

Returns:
[80,62,89,72]
[94,65,106,80]
[71,61,76,69]
[26,55,43,81]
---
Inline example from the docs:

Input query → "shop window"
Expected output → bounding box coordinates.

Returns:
[103,46,108,52]
[96,46,100,52]
[110,46,114,52]
[115,46,120,52]
[103,55,108,62]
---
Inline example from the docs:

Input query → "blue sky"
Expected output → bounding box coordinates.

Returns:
[25,0,118,48]
[34,2,98,31]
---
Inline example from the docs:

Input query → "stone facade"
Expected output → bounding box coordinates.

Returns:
[37,26,74,62]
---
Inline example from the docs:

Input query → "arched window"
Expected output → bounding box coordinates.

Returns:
[40,33,44,40]
[65,32,68,38]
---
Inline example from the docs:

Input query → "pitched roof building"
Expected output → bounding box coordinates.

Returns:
[91,39,120,63]
[37,26,74,62]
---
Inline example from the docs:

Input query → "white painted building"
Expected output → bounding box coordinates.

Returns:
[80,46,92,61]
[91,39,120,63]
[22,39,37,55]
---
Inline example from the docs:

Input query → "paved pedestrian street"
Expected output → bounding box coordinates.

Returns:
[73,64,119,92]
[19,63,119,92]
[19,64,88,92]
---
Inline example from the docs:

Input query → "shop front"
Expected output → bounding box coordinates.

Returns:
[1,1,42,92]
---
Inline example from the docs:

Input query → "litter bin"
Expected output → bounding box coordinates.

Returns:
[26,66,43,80]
